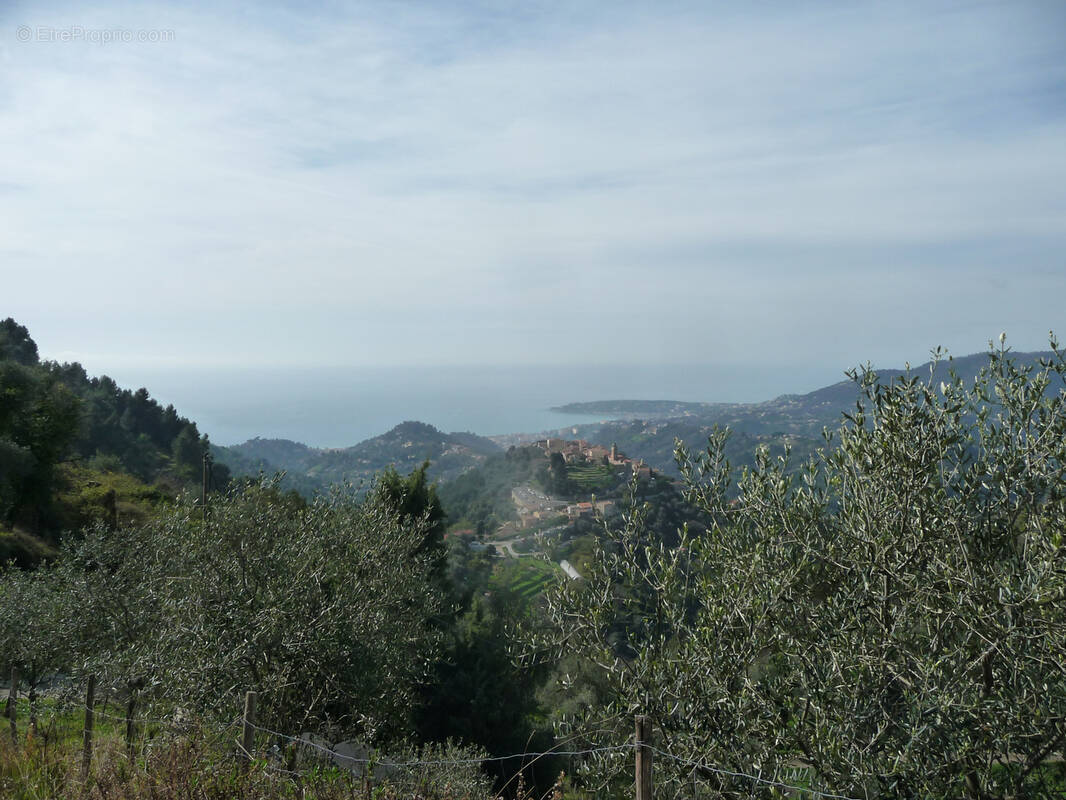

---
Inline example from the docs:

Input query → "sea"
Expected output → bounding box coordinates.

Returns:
[102,363,842,449]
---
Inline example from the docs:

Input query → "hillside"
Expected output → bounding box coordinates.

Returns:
[206,440,323,498]
[216,421,501,493]
[0,318,225,564]
[545,349,1061,474]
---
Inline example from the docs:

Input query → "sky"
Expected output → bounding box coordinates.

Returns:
[2,0,1065,376]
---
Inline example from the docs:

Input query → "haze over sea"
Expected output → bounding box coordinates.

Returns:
[102,363,845,449]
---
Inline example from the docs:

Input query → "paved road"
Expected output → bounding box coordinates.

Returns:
[487,539,582,582]
[487,539,522,558]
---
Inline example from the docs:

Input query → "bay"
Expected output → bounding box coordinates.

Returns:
[99,363,842,448]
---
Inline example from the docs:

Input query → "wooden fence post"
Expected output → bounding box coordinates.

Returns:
[6,666,17,745]
[82,674,96,779]
[635,714,652,800]
[202,452,210,523]
[125,690,137,759]
[240,690,257,771]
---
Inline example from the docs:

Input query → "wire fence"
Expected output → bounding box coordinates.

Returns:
[3,681,868,799]
[245,716,634,768]
[646,745,863,800]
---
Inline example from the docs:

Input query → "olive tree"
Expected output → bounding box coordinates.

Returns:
[0,567,72,735]
[532,340,1066,799]
[61,478,448,742]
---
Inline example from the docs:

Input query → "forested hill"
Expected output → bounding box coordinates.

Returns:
[215,420,501,493]
[0,318,227,564]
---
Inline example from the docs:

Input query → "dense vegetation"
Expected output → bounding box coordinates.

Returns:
[530,341,1066,798]
[0,319,226,564]
[0,321,557,788]
[2,321,1063,798]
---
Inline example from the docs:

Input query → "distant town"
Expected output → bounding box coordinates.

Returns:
[445,437,660,575]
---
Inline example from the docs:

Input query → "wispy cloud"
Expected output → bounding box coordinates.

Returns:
[1,0,1063,369]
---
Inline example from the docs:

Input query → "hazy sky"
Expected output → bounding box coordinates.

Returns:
[2,0,1065,374]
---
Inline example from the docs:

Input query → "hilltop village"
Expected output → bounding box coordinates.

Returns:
[511,438,652,527]
[444,436,665,560]
[435,431,709,615]
[535,437,652,477]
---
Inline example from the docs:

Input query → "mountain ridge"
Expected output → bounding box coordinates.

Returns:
[552,349,1059,436]
[216,348,1063,489]
[215,420,501,492]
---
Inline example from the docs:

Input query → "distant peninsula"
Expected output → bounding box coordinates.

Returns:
[550,399,719,416]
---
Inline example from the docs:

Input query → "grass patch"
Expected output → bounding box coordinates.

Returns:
[493,558,559,600]
[53,463,170,532]
[0,527,57,568]
[565,463,615,491]
[0,697,496,799]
